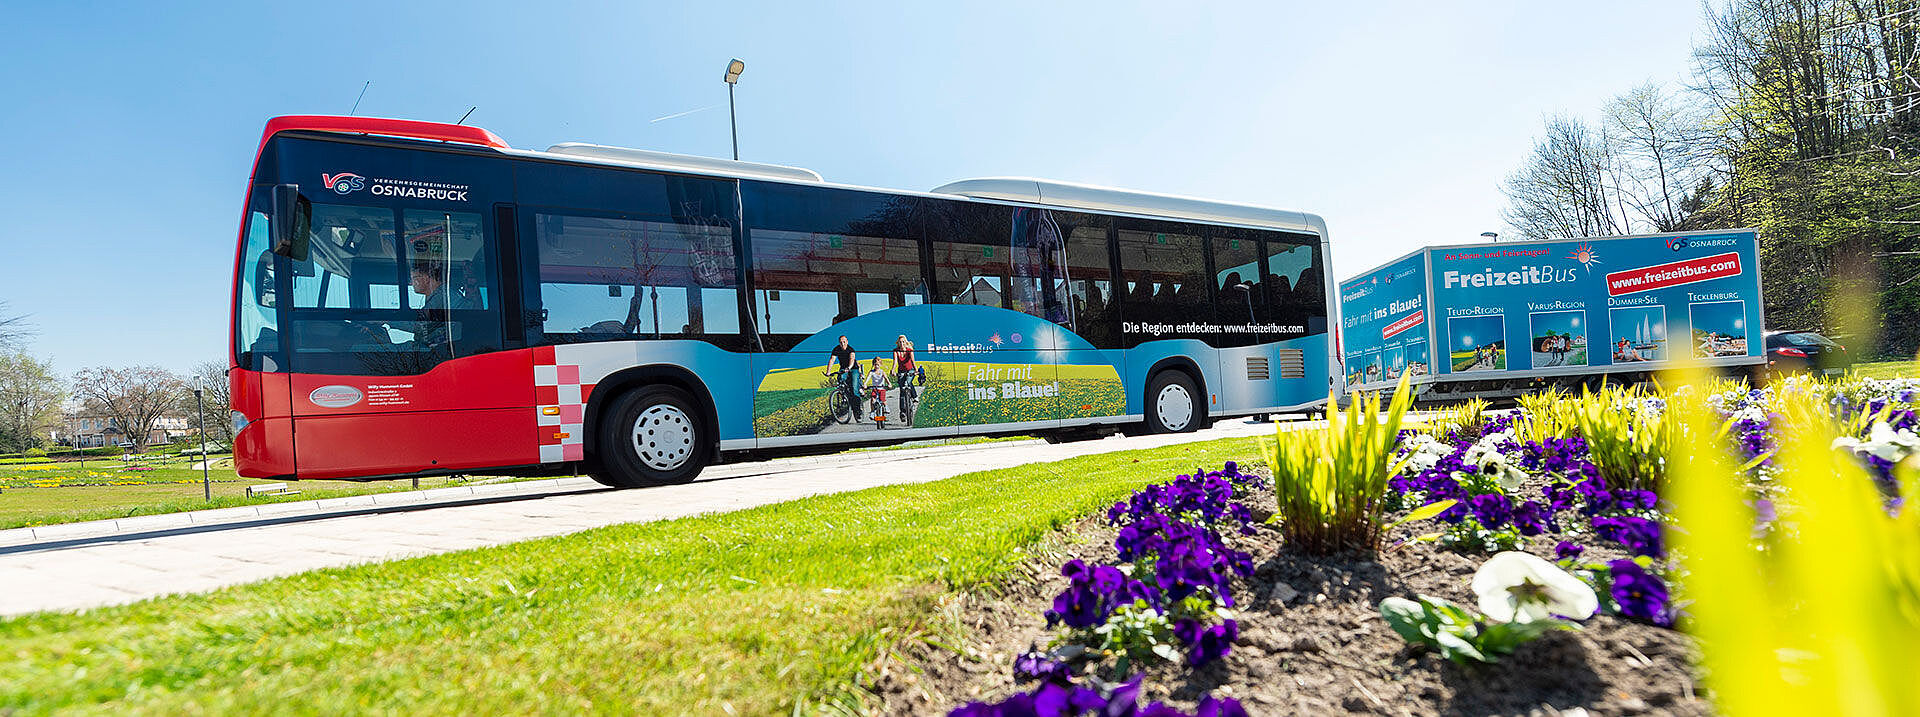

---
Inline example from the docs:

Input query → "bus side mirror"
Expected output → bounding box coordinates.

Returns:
[270,184,311,261]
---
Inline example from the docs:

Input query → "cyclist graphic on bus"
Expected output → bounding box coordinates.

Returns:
[893,335,922,425]
[866,359,890,426]
[817,335,925,432]
[825,335,863,422]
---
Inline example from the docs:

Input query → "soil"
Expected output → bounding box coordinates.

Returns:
[869,479,1708,716]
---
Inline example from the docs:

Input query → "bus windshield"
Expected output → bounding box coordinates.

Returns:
[237,134,511,376]
[275,202,502,376]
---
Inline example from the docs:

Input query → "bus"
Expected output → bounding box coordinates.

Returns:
[230,115,1336,487]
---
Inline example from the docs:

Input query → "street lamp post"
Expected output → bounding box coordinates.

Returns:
[723,58,745,160]
[193,381,210,501]
[71,413,84,471]
[1480,231,1500,243]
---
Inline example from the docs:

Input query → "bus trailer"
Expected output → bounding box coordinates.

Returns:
[1335,229,1767,403]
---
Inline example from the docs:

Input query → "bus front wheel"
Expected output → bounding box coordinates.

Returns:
[1144,371,1201,434]
[591,384,708,488]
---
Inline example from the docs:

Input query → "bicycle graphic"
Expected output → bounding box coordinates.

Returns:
[895,368,923,426]
[823,369,859,425]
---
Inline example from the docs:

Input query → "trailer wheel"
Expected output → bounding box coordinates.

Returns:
[590,384,708,488]
[1144,371,1201,434]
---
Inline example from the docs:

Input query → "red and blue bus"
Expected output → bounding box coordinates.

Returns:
[230,116,1335,487]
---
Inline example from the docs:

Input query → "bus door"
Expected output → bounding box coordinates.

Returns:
[924,203,1063,435]
[1208,227,1277,413]
[743,183,934,442]
[280,200,526,479]
[260,137,528,480]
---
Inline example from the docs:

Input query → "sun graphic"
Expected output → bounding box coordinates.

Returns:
[988,332,1004,346]
[1568,242,1601,272]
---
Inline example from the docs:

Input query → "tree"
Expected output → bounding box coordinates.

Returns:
[1501,114,1628,241]
[1692,0,1920,352]
[0,301,30,352]
[1603,82,1713,232]
[1499,0,1920,355]
[70,366,187,453]
[0,354,62,453]
[187,360,234,447]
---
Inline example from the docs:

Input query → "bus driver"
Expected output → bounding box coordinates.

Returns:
[356,260,475,350]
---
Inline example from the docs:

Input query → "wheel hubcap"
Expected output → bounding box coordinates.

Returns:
[632,404,695,471]
[1156,383,1193,431]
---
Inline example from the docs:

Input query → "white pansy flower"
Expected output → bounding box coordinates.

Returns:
[1471,551,1598,624]
[1400,433,1452,473]
[1470,451,1529,492]
[1862,421,1920,463]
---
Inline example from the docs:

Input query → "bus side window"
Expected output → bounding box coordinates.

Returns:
[749,229,922,341]
[1211,228,1262,347]
[1263,235,1319,333]
[1060,220,1118,350]
[530,212,741,345]
[402,210,501,354]
[1115,223,1207,346]
[237,210,281,371]
[744,184,926,352]
[926,199,1063,324]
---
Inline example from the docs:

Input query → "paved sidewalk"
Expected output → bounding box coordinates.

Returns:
[3,420,1277,617]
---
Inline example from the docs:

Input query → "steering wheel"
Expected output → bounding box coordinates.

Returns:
[352,321,394,346]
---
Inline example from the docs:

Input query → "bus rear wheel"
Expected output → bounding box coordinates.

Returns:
[590,384,708,488]
[1144,371,1201,434]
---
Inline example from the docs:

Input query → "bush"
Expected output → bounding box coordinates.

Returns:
[23,448,45,458]
[1263,372,1414,553]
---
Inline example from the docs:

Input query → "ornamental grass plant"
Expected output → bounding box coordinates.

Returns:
[1262,372,1414,553]
[1514,388,1576,445]
[1425,396,1489,441]
[1571,384,1671,492]
[1671,374,1920,715]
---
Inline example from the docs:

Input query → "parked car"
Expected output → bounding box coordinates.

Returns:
[1764,330,1852,375]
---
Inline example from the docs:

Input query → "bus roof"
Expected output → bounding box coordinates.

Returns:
[264,115,1327,237]
[930,177,1325,236]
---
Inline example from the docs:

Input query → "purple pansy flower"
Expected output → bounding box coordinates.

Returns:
[1608,559,1671,627]
[1554,540,1585,561]
[1591,516,1665,558]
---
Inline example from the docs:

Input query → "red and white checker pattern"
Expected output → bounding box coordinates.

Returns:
[533,346,592,463]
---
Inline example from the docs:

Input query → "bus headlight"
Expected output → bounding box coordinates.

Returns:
[232,410,251,434]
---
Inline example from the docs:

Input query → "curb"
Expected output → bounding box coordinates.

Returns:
[0,477,588,548]
[0,424,1276,551]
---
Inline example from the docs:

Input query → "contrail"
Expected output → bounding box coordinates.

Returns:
[650,106,715,123]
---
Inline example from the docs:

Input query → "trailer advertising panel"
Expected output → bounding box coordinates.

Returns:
[1340,229,1764,392]
[1338,251,1432,390]
[1431,230,1762,377]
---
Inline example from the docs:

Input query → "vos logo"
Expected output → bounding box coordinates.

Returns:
[1665,236,1689,252]
[321,172,367,195]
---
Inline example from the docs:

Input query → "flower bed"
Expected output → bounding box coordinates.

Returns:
[874,462,1700,714]
[876,374,1920,715]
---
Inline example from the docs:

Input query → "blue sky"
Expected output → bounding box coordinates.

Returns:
[0,1,1705,374]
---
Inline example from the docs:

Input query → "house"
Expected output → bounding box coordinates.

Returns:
[55,412,195,448]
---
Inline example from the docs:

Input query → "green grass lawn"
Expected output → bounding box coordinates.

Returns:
[0,455,554,530]
[1851,360,1920,380]
[0,475,525,530]
[0,436,1261,715]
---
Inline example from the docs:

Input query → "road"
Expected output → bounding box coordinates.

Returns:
[1,419,1278,617]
